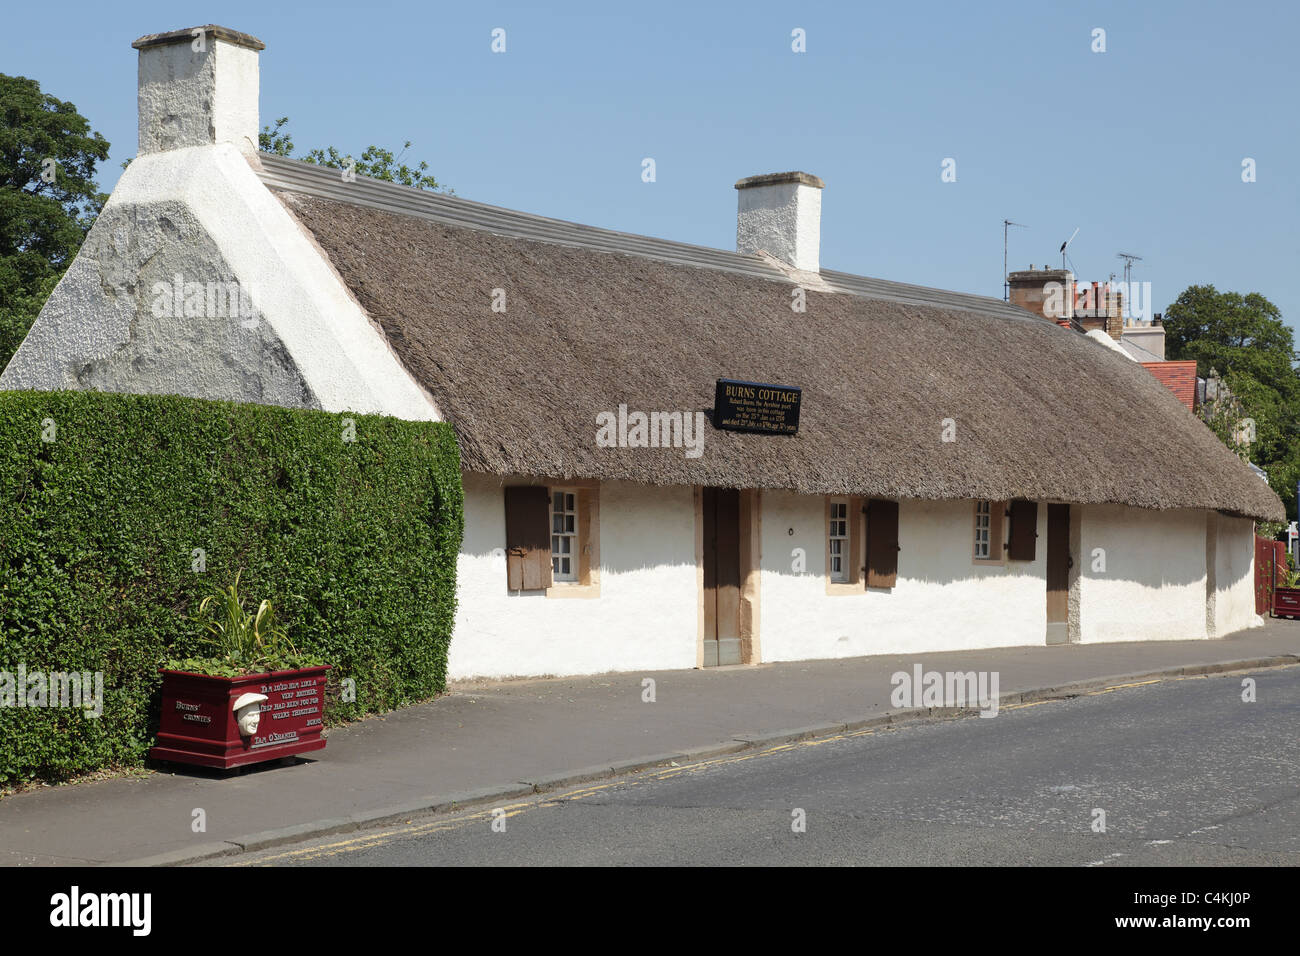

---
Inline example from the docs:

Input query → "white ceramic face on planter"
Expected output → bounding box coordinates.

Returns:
[232,692,269,737]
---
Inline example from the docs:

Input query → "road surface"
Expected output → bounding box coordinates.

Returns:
[226,666,1300,866]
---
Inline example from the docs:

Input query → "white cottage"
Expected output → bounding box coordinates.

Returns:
[2,26,1283,679]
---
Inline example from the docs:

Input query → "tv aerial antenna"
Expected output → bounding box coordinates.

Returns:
[1060,227,1079,271]
[1003,219,1026,301]
[1116,251,1143,288]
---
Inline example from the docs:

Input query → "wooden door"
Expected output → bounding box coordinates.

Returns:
[866,499,899,588]
[702,487,741,666]
[1046,503,1071,644]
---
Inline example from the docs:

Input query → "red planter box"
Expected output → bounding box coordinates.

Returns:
[1274,587,1300,620]
[149,665,331,770]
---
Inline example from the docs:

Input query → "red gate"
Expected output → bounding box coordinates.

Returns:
[1254,536,1286,615]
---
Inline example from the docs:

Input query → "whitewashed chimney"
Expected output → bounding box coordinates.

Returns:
[735,171,825,273]
[132,25,264,156]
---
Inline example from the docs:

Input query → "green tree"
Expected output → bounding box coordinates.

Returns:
[259,116,448,192]
[1164,284,1300,521]
[1164,285,1295,395]
[0,74,110,366]
[259,115,294,157]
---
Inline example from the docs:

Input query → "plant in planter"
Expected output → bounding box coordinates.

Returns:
[149,573,333,770]
[1273,554,1300,620]
[165,571,324,676]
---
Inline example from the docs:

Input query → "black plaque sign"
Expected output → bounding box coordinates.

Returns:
[713,379,802,435]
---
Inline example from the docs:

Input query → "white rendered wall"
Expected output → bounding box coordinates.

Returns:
[449,475,698,680]
[137,39,260,155]
[1,143,438,421]
[758,493,1049,661]
[450,484,1246,678]
[1213,514,1259,636]
[736,182,821,272]
[1077,505,1209,643]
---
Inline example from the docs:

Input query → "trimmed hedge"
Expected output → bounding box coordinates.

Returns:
[0,390,463,785]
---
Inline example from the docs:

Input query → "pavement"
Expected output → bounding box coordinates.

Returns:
[1,620,1297,866]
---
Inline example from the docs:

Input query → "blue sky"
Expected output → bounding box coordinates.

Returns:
[6,0,1298,327]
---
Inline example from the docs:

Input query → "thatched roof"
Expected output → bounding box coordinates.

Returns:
[263,160,1282,521]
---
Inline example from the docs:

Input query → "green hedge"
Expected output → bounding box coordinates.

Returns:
[0,390,463,785]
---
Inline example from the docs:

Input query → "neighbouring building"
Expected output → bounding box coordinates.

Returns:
[1,26,1284,679]
[1008,266,1128,340]
[1009,266,1204,414]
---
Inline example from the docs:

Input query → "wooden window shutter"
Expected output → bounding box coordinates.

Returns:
[866,499,900,588]
[986,501,1005,561]
[504,486,552,591]
[1007,500,1038,561]
[850,495,863,585]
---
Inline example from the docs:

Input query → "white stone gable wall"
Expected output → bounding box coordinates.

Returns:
[1,143,439,422]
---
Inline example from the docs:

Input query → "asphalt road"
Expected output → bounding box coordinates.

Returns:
[228,667,1300,866]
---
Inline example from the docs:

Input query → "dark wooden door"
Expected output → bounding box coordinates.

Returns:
[866,499,899,588]
[1046,503,1070,644]
[702,487,741,666]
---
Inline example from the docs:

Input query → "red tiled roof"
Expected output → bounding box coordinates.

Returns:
[1142,361,1198,411]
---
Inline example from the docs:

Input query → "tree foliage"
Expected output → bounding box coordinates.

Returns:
[259,115,295,157]
[1164,284,1300,521]
[1165,285,1295,395]
[0,74,109,366]
[259,116,448,192]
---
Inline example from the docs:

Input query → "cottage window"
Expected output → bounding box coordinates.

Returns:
[551,490,579,581]
[973,500,1005,563]
[505,483,600,596]
[974,500,992,559]
[829,499,850,583]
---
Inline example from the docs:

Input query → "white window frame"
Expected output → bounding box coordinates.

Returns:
[829,498,850,583]
[974,499,992,560]
[551,489,579,582]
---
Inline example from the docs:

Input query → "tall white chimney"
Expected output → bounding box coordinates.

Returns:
[132,25,263,157]
[735,171,824,273]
